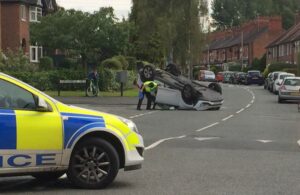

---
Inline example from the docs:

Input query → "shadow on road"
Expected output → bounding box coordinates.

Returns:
[0,177,133,193]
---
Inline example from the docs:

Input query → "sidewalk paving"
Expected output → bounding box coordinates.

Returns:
[56,96,140,105]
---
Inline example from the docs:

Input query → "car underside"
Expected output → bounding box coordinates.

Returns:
[139,64,224,111]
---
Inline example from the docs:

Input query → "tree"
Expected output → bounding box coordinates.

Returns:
[130,0,208,72]
[212,0,300,30]
[30,8,132,70]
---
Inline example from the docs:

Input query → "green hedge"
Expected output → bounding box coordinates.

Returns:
[263,63,297,77]
[4,69,137,92]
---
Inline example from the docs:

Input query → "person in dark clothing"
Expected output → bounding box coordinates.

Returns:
[87,68,99,96]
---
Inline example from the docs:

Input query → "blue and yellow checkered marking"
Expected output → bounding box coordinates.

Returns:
[0,110,16,150]
[61,113,105,148]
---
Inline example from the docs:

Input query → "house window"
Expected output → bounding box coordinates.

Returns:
[30,6,42,22]
[30,46,43,62]
[20,5,26,21]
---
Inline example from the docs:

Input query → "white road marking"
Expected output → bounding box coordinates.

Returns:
[236,108,245,114]
[145,135,186,150]
[256,140,273,143]
[129,111,157,119]
[251,100,254,104]
[196,122,220,132]
[222,115,234,121]
[245,104,251,108]
[194,137,220,141]
[297,140,300,147]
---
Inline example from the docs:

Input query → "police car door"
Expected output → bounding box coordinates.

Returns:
[0,79,62,169]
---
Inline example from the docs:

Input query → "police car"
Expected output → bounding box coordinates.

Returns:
[0,73,144,189]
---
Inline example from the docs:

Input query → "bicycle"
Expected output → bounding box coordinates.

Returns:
[86,79,99,97]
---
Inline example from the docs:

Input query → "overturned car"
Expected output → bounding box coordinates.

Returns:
[139,64,224,111]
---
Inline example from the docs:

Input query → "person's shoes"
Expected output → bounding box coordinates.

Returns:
[137,108,141,110]
[146,108,151,110]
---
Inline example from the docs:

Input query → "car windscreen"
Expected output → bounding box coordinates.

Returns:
[206,71,214,75]
[284,79,300,86]
[280,74,294,79]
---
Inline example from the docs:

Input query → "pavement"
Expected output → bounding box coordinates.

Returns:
[1,84,300,195]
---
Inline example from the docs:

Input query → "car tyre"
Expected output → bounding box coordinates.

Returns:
[181,84,196,105]
[141,65,155,82]
[67,138,119,189]
[208,83,222,94]
[278,97,284,103]
[32,171,65,181]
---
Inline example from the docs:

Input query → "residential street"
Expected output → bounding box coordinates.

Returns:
[1,84,300,195]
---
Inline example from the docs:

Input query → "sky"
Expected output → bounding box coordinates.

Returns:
[56,0,212,19]
[56,0,132,19]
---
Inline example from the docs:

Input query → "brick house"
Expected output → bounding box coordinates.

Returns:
[266,14,300,65]
[202,16,284,69]
[0,0,57,62]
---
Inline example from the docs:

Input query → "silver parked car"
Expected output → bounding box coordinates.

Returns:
[278,77,300,103]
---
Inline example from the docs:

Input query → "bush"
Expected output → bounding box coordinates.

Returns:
[60,57,79,69]
[125,56,137,71]
[101,58,122,70]
[39,56,54,70]
[282,68,298,75]
[113,55,129,70]
[0,49,38,72]
[263,62,297,77]
[4,69,86,91]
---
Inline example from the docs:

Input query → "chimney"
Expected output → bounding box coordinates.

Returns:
[295,11,300,24]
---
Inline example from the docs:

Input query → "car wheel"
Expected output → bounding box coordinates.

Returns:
[141,65,155,82]
[67,138,119,189]
[278,97,284,103]
[208,83,222,94]
[181,84,196,105]
[32,171,65,181]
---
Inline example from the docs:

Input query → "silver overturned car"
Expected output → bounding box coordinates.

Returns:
[139,64,224,111]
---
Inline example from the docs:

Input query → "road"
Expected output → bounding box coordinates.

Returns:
[1,84,300,195]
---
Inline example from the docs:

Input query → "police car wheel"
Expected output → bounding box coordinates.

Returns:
[31,171,65,181]
[67,138,119,189]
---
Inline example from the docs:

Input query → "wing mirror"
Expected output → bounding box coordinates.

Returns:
[36,97,52,112]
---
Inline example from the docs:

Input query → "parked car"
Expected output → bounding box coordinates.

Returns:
[223,71,234,83]
[236,72,247,85]
[198,70,216,82]
[246,70,264,85]
[264,73,272,90]
[272,72,295,94]
[268,71,286,92]
[278,77,300,103]
[216,72,224,82]
[140,64,223,111]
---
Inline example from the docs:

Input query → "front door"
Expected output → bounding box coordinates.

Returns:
[0,79,63,169]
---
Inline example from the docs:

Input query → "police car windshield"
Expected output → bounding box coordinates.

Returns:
[1,73,59,103]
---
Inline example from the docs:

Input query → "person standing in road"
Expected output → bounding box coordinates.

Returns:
[136,73,145,110]
[142,81,158,110]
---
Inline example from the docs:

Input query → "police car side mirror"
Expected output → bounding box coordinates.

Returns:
[36,97,51,112]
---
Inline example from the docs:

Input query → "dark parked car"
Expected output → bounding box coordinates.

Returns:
[246,70,264,85]
[237,72,247,85]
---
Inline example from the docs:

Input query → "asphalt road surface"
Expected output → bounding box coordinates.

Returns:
[1,84,300,195]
